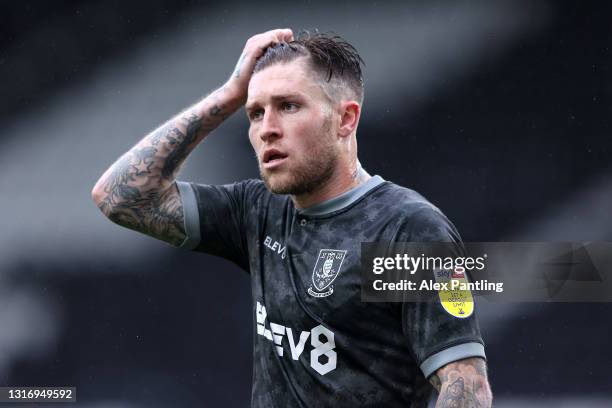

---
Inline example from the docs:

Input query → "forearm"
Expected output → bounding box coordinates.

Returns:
[430,357,492,408]
[91,28,294,245]
[92,85,241,244]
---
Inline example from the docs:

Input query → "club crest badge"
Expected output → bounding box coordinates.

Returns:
[308,249,347,298]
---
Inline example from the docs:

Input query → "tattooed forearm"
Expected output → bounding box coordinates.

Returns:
[161,113,202,180]
[430,357,492,408]
[93,86,238,246]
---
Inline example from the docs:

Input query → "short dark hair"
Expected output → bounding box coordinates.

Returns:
[253,30,365,104]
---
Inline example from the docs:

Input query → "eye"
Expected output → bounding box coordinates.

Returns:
[281,102,299,112]
[249,109,264,122]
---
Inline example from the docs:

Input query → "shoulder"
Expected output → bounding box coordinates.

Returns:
[235,178,269,199]
[372,181,460,242]
[372,181,446,219]
[239,178,288,206]
[187,178,269,202]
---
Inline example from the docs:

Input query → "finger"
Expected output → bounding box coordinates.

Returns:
[282,28,294,42]
[268,28,293,44]
[248,29,293,58]
[279,28,293,42]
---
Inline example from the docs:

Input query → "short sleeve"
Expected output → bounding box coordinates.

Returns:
[397,206,486,378]
[176,179,263,272]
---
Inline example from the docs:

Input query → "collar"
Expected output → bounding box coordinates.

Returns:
[297,175,385,217]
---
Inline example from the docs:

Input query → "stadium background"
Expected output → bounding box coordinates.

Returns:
[1,0,610,406]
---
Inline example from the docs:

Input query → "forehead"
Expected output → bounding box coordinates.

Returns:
[247,59,326,105]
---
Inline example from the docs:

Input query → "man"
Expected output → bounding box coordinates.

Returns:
[92,28,492,407]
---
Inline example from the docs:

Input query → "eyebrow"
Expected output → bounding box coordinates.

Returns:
[245,93,304,111]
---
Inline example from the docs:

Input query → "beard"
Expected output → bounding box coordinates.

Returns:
[258,112,338,196]
[260,146,338,196]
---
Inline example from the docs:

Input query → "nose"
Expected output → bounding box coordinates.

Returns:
[259,110,282,143]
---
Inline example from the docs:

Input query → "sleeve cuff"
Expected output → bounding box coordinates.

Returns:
[420,342,486,378]
[176,181,201,250]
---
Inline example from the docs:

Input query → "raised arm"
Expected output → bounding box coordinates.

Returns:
[429,357,492,408]
[91,28,294,246]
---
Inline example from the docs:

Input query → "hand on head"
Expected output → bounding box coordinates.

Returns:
[225,29,294,104]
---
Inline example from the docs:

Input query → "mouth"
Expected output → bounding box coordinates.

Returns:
[262,149,289,169]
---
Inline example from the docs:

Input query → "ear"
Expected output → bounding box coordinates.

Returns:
[337,101,361,138]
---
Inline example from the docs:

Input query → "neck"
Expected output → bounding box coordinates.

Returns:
[291,163,371,209]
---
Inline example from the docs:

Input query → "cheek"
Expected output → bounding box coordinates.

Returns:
[296,113,327,138]
[248,127,259,149]
[292,124,319,153]
[295,130,329,160]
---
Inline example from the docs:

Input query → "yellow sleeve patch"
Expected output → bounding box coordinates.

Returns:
[435,267,474,318]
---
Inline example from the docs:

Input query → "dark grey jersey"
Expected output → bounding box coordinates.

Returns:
[177,175,485,407]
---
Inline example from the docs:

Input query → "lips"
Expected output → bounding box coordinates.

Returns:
[262,148,289,168]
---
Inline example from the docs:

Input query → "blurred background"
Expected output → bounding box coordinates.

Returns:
[1,0,611,406]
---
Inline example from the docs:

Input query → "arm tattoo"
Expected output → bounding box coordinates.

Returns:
[162,113,202,179]
[95,92,231,246]
[99,182,185,246]
[430,357,492,408]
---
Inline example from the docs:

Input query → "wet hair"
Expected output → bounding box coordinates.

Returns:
[253,30,365,104]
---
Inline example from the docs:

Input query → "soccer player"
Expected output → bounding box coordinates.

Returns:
[92,28,492,407]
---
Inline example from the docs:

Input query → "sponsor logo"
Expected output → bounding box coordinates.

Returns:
[308,249,347,298]
[434,266,474,318]
[451,266,466,279]
[256,301,336,375]
[263,236,286,259]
